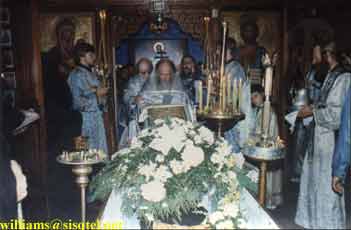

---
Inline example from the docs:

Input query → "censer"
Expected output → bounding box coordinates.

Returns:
[197,19,244,137]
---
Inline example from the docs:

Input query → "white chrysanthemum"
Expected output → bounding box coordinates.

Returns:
[247,170,259,183]
[216,141,231,157]
[216,220,234,230]
[233,153,245,169]
[155,154,165,163]
[117,148,130,156]
[198,126,215,145]
[210,152,226,166]
[154,119,164,126]
[149,138,172,155]
[170,160,184,175]
[226,171,237,181]
[222,203,239,217]
[139,128,152,137]
[138,163,157,180]
[140,180,166,202]
[130,137,143,149]
[181,145,204,168]
[154,165,172,183]
[194,135,202,145]
[208,211,225,224]
[189,130,197,137]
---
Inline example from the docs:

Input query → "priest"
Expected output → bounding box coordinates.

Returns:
[295,41,350,229]
[139,59,190,106]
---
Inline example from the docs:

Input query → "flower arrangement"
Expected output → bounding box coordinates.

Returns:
[89,117,255,229]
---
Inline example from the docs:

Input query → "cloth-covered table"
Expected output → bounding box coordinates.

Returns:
[99,188,279,229]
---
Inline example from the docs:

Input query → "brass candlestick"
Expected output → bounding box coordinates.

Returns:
[198,20,245,136]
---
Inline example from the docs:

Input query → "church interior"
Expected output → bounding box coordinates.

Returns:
[1,0,350,229]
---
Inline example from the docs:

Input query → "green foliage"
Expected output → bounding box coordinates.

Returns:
[88,118,256,225]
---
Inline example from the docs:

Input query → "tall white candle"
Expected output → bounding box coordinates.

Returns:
[265,66,273,97]
[199,81,203,112]
[227,75,232,105]
[206,77,212,109]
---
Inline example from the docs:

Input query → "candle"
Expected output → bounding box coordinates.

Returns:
[198,81,203,112]
[227,75,232,105]
[206,77,212,109]
[223,77,227,111]
[238,78,242,111]
[232,78,237,112]
[262,100,271,138]
[265,66,273,97]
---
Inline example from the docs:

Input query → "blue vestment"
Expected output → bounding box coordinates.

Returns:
[67,66,108,154]
[332,87,351,182]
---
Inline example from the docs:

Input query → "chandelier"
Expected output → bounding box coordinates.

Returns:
[148,0,169,32]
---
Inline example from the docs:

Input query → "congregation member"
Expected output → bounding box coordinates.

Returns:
[251,85,283,209]
[67,42,109,154]
[295,41,350,229]
[332,87,350,195]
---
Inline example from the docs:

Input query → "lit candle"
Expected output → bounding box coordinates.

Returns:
[198,81,203,112]
[232,78,237,112]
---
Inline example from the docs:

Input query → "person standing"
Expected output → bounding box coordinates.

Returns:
[67,42,108,154]
[295,41,350,229]
[120,58,153,147]
[332,87,350,194]
[179,55,205,103]
[251,85,283,209]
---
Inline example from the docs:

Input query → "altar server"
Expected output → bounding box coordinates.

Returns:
[251,85,282,209]
[67,42,108,154]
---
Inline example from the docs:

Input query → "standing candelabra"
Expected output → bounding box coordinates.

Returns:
[197,20,244,136]
[57,137,107,222]
[242,54,285,206]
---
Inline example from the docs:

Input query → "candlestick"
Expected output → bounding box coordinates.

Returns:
[199,81,203,112]
[232,78,237,113]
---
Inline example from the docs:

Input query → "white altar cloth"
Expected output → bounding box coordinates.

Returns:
[100,188,279,229]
